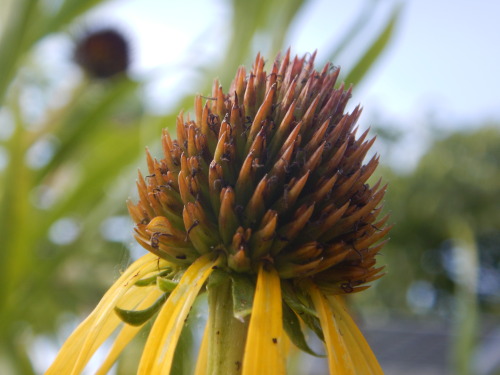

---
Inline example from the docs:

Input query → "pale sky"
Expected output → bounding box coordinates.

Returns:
[86,0,500,168]
[88,0,500,119]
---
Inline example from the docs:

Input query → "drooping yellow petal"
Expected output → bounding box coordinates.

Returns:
[327,295,383,375]
[194,321,209,375]
[96,286,165,375]
[86,285,149,355]
[308,283,355,375]
[45,253,166,375]
[138,253,221,375]
[242,263,285,375]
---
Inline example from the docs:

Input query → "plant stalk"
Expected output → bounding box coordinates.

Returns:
[207,273,248,375]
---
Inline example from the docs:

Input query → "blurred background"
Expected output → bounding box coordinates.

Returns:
[0,0,499,374]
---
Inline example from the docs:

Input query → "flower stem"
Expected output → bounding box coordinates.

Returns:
[207,272,248,375]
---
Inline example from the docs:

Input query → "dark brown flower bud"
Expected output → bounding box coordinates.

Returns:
[74,28,129,78]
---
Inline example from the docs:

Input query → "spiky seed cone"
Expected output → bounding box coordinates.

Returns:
[128,50,390,295]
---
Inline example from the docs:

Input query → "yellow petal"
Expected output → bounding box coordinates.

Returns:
[194,321,209,375]
[308,283,355,375]
[138,253,221,375]
[327,295,383,375]
[242,263,285,375]
[96,286,165,375]
[46,253,166,375]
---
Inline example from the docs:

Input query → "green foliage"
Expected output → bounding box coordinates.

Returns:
[357,126,500,373]
[370,127,500,315]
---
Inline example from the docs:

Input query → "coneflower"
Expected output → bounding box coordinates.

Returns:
[47,50,390,374]
[74,28,130,78]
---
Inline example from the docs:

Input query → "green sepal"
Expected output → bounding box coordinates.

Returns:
[281,282,317,317]
[282,302,324,357]
[157,277,178,293]
[230,273,255,320]
[134,269,172,287]
[207,268,229,288]
[300,309,324,342]
[114,293,168,326]
[282,283,324,341]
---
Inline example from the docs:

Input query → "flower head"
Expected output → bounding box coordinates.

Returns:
[131,50,388,288]
[74,28,130,78]
[47,50,389,375]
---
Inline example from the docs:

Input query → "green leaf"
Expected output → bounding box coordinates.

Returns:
[281,282,317,317]
[114,293,168,326]
[157,277,178,293]
[344,4,402,86]
[282,302,323,357]
[230,272,255,320]
[281,283,324,341]
[135,269,172,287]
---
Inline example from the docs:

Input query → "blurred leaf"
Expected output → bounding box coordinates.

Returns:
[449,222,478,375]
[35,77,141,183]
[264,0,306,56]
[0,341,36,375]
[325,0,378,62]
[0,105,32,327]
[344,4,402,86]
[217,0,307,86]
[0,0,110,104]
[0,0,38,103]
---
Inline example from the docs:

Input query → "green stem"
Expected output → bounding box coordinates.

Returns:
[449,221,478,375]
[207,273,249,375]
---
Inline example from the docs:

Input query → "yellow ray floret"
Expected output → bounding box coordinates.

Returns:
[309,283,355,374]
[242,263,285,375]
[96,286,164,375]
[46,253,167,375]
[137,253,221,375]
[327,295,384,375]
